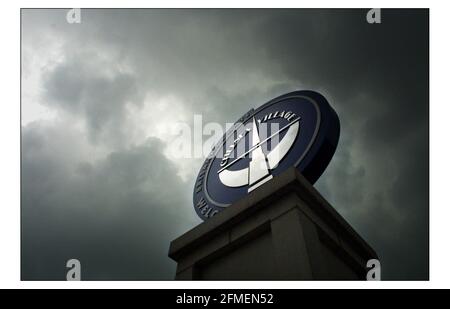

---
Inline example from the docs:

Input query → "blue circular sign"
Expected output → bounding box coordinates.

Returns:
[193,90,340,220]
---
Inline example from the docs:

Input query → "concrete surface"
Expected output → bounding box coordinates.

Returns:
[168,167,378,280]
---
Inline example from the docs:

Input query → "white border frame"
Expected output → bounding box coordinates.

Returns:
[1,1,447,289]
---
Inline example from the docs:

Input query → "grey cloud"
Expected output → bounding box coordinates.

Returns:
[21,122,198,280]
[42,53,144,146]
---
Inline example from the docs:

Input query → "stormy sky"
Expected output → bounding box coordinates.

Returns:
[21,9,429,280]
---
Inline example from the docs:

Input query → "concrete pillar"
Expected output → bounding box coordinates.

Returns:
[168,167,377,280]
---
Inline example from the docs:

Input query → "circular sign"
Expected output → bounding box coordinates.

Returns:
[193,90,340,220]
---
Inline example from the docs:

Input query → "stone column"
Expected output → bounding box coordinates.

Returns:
[168,167,378,280]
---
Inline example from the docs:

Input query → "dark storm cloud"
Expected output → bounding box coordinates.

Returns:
[22,9,428,280]
[21,122,197,280]
[251,9,428,279]
[42,53,144,146]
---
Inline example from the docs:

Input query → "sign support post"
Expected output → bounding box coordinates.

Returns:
[169,168,378,280]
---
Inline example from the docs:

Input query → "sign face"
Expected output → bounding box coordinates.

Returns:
[193,90,340,220]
